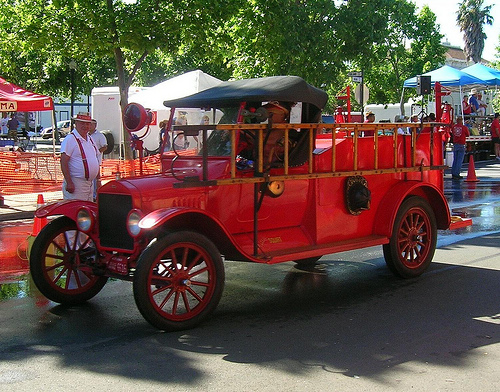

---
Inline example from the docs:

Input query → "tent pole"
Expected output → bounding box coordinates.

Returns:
[400,88,406,117]
[460,86,463,118]
[51,109,56,156]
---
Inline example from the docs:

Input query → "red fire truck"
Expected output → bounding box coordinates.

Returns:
[30,76,470,331]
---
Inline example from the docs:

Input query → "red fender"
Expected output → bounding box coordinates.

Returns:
[35,200,97,222]
[373,181,451,237]
[139,207,255,262]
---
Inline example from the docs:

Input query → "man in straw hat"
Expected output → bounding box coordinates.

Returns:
[60,112,100,201]
[469,89,480,114]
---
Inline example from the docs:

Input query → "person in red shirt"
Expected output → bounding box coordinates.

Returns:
[451,116,470,179]
[462,95,472,116]
[491,112,500,160]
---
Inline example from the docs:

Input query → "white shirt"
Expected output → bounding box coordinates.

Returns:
[90,130,107,164]
[61,130,100,180]
[0,117,8,134]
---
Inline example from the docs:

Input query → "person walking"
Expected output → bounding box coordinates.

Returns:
[451,116,470,180]
[0,112,8,135]
[60,112,100,201]
[491,113,500,160]
[89,119,108,200]
[7,112,19,143]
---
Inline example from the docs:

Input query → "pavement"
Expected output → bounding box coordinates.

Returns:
[0,158,499,222]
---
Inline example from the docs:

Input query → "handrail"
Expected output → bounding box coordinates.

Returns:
[169,122,446,188]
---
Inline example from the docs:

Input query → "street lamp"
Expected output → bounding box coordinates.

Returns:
[69,59,77,129]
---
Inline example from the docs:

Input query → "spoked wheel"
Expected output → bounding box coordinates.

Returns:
[133,231,225,331]
[29,216,108,304]
[383,197,437,278]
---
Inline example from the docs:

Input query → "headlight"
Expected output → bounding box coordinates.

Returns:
[127,209,143,237]
[76,208,94,233]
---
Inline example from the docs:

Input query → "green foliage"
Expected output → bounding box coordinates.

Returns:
[0,0,448,118]
[339,2,445,108]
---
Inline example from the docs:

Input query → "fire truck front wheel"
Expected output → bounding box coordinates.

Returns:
[133,231,225,331]
[29,216,108,304]
[383,197,437,278]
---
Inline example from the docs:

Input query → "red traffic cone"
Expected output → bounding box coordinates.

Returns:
[32,194,48,236]
[465,155,479,183]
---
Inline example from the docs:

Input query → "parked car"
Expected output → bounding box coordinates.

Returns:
[40,120,71,139]
[30,76,470,332]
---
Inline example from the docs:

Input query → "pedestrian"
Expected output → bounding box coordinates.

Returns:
[158,119,171,152]
[363,111,375,136]
[60,112,100,201]
[462,95,472,116]
[172,115,188,151]
[491,113,500,160]
[469,89,480,114]
[0,112,8,135]
[7,112,19,142]
[451,116,470,180]
[477,92,487,116]
[89,119,108,201]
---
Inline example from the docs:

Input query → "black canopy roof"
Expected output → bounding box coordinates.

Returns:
[162,75,328,110]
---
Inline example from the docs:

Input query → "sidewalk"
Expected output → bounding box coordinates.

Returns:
[1,160,500,222]
[0,190,63,221]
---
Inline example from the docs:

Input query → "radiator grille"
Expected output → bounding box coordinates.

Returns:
[98,193,134,250]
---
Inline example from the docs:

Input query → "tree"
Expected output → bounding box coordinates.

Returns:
[1,0,231,158]
[0,0,452,126]
[457,0,494,63]
[334,1,445,107]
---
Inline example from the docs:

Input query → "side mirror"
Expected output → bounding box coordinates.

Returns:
[123,103,153,133]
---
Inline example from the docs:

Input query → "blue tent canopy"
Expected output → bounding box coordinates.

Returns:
[403,65,485,87]
[461,63,500,86]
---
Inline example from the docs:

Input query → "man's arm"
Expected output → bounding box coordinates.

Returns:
[60,153,75,193]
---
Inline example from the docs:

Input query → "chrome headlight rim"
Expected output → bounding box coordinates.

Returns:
[127,209,143,237]
[76,207,95,233]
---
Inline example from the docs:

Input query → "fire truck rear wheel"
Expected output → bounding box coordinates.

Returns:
[133,231,225,331]
[383,196,437,278]
[29,216,108,304]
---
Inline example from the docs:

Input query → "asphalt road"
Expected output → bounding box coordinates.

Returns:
[0,231,499,391]
[1,161,500,391]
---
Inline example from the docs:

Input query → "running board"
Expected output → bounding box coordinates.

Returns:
[259,235,389,264]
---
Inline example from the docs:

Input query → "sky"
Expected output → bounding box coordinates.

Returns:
[413,0,499,61]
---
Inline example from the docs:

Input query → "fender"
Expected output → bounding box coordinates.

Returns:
[35,200,97,222]
[374,181,451,237]
[139,207,255,262]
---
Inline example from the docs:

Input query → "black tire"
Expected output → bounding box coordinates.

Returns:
[102,131,115,155]
[383,196,437,278]
[29,216,108,304]
[294,256,322,267]
[133,231,225,331]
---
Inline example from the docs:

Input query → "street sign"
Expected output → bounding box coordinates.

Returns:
[348,71,362,77]
[355,84,369,105]
[351,76,363,83]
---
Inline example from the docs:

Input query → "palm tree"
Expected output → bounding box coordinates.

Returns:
[456,0,494,63]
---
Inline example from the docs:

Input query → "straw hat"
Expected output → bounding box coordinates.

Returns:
[73,112,92,122]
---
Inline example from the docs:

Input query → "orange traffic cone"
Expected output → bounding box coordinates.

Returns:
[31,194,48,236]
[465,155,479,183]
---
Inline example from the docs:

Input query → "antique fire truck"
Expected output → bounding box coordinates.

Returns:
[30,76,470,331]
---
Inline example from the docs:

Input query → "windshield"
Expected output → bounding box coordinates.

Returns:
[198,107,240,157]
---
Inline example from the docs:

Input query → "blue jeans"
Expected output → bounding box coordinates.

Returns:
[452,143,466,177]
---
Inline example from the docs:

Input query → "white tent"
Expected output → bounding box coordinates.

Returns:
[129,70,222,110]
[129,70,222,152]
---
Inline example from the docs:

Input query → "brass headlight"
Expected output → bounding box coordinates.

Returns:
[76,207,94,233]
[127,209,143,237]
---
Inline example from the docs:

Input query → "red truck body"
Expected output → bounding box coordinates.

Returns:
[30,76,468,331]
